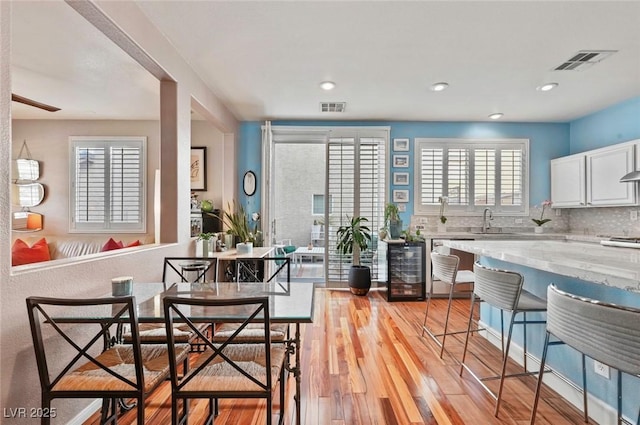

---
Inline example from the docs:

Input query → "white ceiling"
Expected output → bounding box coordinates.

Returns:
[11,1,640,123]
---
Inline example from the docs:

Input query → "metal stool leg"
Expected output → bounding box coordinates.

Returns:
[495,311,517,416]
[582,353,588,422]
[529,331,551,425]
[439,284,456,358]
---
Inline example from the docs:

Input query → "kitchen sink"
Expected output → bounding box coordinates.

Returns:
[469,228,515,235]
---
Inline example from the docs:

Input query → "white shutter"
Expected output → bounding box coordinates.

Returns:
[110,146,143,224]
[499,148,523,206]
[419,147,444,205]
[474,148,496,206]
[327,133,387,282]
[327,140,355,282]
[74,147,106,224]
[415,138,529,215]
[447,148,469,205]
[70,137,145,232]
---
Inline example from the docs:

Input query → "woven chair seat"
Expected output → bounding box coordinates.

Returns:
[123,323,209,344]
[212,322,289,343]
[54,343,190,393]
[183,344,287,393]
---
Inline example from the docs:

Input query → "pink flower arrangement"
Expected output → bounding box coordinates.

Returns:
[532,200,553,226]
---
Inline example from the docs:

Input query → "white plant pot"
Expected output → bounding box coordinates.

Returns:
[236,242,253,254]
[534,227,544,234]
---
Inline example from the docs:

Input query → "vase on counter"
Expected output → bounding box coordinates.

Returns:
[534,227,544,234]
[437,222,447,233]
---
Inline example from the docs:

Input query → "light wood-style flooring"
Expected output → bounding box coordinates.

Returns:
[85,287,589,425]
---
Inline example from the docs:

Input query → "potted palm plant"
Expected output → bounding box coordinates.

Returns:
[336,216,372,295]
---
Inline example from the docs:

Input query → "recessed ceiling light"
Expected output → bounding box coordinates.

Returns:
[430,82,449,92]
[320,81,336,90]
[488,113,504,120]
[537,83,559,92]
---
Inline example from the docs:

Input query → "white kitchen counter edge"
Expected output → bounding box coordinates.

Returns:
[441,239,640,293]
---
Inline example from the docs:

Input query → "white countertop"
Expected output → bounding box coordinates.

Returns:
[442,239,640,292]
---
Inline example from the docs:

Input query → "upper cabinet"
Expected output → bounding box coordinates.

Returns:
[586,144,636,206]
[551,154,586,207]
[551,140,638,208]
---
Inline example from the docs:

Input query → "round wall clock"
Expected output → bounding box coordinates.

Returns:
[243,171,257,196]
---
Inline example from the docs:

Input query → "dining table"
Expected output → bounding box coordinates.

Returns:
[133,279,315,424]
[52,279,315,425]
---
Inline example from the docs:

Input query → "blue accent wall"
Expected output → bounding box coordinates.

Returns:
[243,120,569,224]
[569,96,640,153]
[238,122,263,222]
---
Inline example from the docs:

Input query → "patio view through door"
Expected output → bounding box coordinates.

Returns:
[264,125,388,285]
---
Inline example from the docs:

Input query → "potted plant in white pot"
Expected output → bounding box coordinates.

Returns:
[336,216,372,296]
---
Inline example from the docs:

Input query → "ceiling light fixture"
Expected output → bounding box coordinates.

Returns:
[537,83,559,92]
[430,82,449,92]
[320,81,336,90]
[488,113,504,120]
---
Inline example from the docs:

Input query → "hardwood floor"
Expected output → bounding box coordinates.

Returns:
[85,287,589,425]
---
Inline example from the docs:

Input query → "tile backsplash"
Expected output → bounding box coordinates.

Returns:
[410,205,640,236]
[568,206,640,237]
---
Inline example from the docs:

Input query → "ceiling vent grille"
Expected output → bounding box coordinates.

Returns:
[554,50,617,71]
[320,102,346,113]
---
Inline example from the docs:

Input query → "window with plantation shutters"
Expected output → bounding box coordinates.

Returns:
[415,138,528,215]
[70,137,146,232]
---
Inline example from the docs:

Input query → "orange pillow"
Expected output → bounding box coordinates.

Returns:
[101,238,124,252]
[126,240,142,247]
[12,238,51,266]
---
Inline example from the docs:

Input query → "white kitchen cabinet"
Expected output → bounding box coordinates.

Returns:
[551,141,638,208]
[550,154,586,207]
[586,144,636,206]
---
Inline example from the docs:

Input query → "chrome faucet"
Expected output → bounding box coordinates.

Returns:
[482,208,493,233]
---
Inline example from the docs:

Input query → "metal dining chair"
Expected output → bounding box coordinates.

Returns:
[26,296,190,425]
[122,257,219,351]
[163,295,288,425]
[422,251,475,358]
[530,284,640,425]
[459,262,547,417]
[211,257,291,344]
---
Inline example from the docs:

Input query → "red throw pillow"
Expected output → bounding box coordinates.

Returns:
[12,238,51,266]
[101,238,124,252]
[126,240,142,247]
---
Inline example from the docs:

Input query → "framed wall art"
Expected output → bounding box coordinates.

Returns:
[393,138,409,151]
[393,172,409,185]
[392,189,409,203]
[190,147,207,191]
[393,155,409,168]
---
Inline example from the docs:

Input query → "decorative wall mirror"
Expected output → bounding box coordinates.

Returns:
[15,158,40,181]
[12,211,43,232]
[13,182,45,208]
[243,171,257,196]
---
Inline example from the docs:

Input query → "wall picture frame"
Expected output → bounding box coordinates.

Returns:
[393,138,409,152]
[393,154,409,168]
[393,172,409,185]
[190,147,207,191]
[392,189,409,203]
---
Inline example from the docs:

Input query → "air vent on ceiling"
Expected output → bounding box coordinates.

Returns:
[554,50,617,71]
[320,102,346,113]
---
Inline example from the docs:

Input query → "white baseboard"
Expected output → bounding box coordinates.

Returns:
[67,400,101,425]
[477,320,628,425]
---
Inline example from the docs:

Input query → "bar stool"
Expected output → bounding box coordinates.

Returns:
[459,262,547,417]
[422,251,475,358]
[530,284,640,425]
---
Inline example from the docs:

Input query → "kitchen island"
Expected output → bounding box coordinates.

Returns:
[442,239,640,292]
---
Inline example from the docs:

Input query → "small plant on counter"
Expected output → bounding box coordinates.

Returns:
[532,200,553,226]
[438,196,448,224]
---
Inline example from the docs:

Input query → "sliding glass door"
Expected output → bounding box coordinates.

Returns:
[263,125,388,284]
